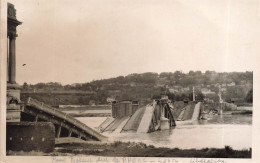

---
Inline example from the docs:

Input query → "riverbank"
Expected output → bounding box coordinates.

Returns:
[7,141,251,158]
[51,141,251,158]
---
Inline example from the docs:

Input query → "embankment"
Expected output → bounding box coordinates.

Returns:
[26,141,250,158]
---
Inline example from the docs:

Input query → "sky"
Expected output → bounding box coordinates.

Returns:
[4,0,260,84]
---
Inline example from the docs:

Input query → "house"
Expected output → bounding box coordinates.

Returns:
[107,97,116,103]
[227,82,236,86]
[161,95,169,100]
[201,88,216,95]
[169,86,182,93]
[169,88,177,93]
[182,87,190,92]
[230,98,245,104]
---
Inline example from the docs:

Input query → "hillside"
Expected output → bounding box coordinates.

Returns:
[21,71,253,105]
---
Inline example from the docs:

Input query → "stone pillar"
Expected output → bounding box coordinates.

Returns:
[8,35,16,84]
[7,3,22,122]
[7,3,22,84]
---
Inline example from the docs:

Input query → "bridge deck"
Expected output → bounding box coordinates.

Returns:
[22,97,107,142]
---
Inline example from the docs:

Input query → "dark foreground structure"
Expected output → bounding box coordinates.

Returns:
[7,122,55,153]
[54,141,251,158]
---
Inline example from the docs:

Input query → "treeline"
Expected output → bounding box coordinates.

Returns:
[21,71,253,105]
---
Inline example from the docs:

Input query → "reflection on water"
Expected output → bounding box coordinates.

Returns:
[207,114,252,125]
[77,115,252,150]
[177,114,252,126]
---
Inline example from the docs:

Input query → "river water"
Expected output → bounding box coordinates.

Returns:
[76,114,252,150]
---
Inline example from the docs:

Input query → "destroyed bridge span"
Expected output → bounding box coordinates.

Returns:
[98,99,176,133]
[21,97,107,142]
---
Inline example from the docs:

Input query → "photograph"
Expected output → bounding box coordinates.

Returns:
[1,0,260,162]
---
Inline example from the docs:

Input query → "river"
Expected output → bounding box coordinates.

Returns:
[76,114,252,150]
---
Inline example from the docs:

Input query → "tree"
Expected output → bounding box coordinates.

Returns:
[152,94,161,99]
[196,92,205,101]
[188,92,193,101]
[166,93,175,101]
[23,82,28,90]
[245,89,253,103]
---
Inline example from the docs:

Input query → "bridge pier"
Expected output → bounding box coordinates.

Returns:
[6,122,55,153]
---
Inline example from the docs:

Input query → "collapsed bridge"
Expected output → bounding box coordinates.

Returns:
[98,99,176,133]
[21,97,107,142]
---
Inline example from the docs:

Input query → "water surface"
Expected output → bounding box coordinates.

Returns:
[77,115,252,150]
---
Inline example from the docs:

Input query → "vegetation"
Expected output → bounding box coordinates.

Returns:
[50,142,251,158]
[245,89,253,103]
[21,71,253,105]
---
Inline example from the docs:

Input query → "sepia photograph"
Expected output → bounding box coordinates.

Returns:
[1,0,260,162]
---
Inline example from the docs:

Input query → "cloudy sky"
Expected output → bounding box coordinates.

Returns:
[5,0,260,84]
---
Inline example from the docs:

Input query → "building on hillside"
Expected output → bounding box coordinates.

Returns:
[169,86,182,93]
[227,82,236,86]
[230,98,245,104]
[182,87,190,92]
[169,88,177,93]
[201,88,216,95]
[204,98,214,103]
[221,87,227,92]
[107,97,116,103]
[161,95,169,100]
